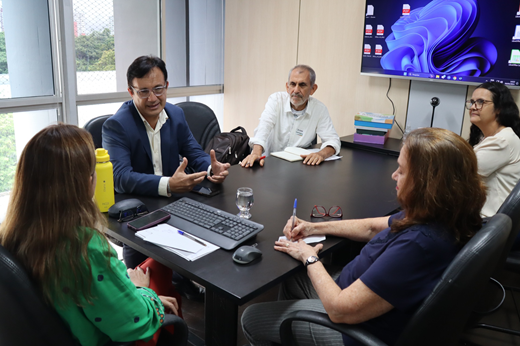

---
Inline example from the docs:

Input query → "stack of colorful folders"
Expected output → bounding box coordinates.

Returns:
[354,112,395,145]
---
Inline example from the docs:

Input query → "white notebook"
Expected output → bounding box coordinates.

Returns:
[270,147,342,162]
[270,147,311,162]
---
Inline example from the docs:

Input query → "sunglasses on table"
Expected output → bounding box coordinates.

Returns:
[311,205,343,218]
[118,205,149,222]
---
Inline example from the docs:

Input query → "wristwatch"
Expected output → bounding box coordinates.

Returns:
[305,256,319,267]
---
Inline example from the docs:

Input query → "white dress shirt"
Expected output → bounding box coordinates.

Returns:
[474,127,520,217]
[249,92,341,156]
[135,105,171,197]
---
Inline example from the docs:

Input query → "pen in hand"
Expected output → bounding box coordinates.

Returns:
[178,230,207,247]
[290,198,297,241]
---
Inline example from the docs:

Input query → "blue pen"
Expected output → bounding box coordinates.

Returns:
[290,198,297,240]
[178,230,207,246]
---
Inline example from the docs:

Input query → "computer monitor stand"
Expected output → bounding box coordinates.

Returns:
[405,80,468,135]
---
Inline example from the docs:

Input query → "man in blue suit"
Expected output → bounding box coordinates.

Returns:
[103,55,229,198]
[102,56,230,300]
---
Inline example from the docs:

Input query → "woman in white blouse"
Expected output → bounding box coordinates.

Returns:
[467,82,520,218]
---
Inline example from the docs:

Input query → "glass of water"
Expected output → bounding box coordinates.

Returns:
[236,187,254,219]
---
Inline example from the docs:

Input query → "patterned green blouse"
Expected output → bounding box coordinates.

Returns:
[53,230,165,346]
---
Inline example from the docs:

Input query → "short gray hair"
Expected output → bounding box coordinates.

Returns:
[288,65,316,86]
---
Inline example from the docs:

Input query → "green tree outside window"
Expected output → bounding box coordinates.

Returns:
[0,113,17,193]
[76,28,115,72]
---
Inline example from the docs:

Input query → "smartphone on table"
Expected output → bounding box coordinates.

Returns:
[191,184,221,197]
[127,210,171,231]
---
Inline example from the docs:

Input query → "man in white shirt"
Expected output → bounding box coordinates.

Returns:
[241,65,341,168]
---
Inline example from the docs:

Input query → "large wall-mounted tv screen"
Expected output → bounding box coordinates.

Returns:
[361,0,520,87]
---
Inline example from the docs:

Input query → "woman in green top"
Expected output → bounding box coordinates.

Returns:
[0,124,178,346]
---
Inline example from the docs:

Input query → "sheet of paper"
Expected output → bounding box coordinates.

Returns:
[136,224,204,253]
[307,148,342,161]
[136,224,220,261]
[157,242,220,261]
[278,235,326,244]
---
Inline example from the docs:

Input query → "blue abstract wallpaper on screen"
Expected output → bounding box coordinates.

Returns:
[361,0,520,85]
[381,0,497,76]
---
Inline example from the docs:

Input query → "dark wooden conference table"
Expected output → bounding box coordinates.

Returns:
[105,145,400,346]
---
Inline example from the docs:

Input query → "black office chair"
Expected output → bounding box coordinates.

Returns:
[496,179,520,266]
[175,102,221,150]
[0,243,188,346]
[280,213,512,346]
[84,114,112,149]
[469,179,520,335]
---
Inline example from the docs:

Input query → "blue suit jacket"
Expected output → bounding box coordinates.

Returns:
[102,100,211,196]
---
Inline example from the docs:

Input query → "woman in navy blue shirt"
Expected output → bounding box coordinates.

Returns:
[241,127,486,346]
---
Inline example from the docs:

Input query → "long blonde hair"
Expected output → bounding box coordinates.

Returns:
[0,124,107,305]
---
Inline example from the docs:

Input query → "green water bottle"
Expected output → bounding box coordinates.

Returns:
[95,148,115,212]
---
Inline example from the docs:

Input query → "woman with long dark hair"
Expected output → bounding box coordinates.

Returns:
[241,128,486,346]
[467,81,520,217]
[0,124,178,346]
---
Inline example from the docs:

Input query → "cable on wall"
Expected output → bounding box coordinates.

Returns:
[387,78,404,138]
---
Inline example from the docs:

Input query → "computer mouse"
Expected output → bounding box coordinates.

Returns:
[232,245,262,264]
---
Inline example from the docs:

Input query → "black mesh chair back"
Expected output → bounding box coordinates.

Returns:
[0,244,80,346]
[84,115,112,149]
[280,213,511,346]
[175,102,221,149]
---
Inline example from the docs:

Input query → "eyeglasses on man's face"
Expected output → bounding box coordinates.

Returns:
[131,84,168,99]
[465,99,493,110]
